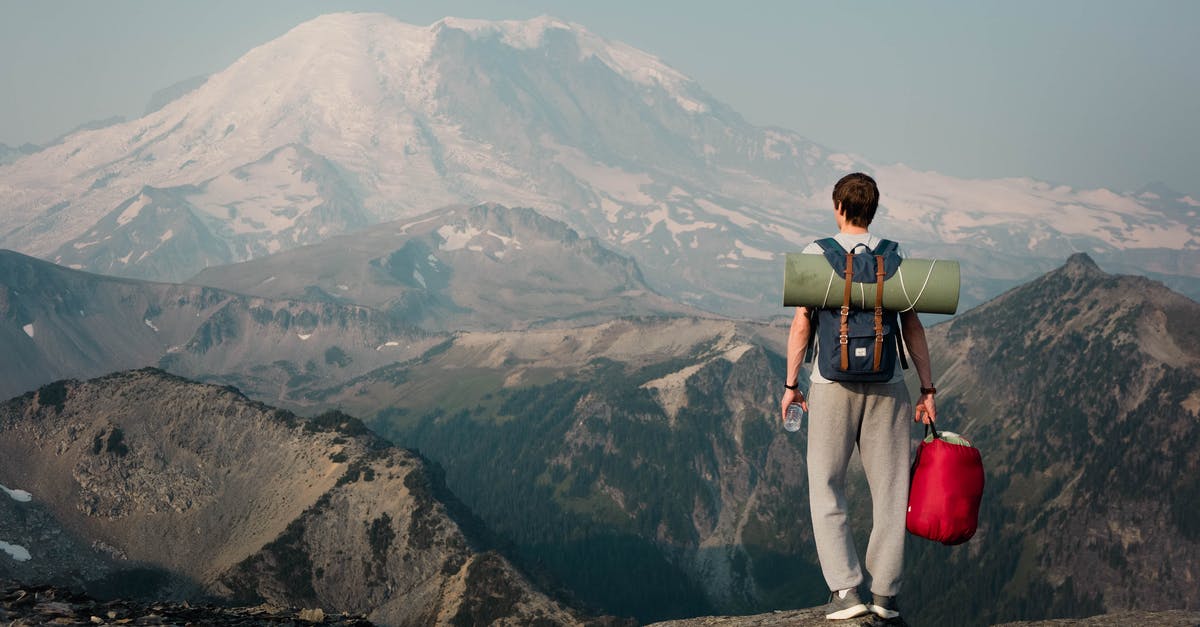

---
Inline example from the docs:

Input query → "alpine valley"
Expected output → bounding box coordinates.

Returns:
[2,11,1199,627]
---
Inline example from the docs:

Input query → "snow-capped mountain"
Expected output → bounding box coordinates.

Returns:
[0,13,1195,315]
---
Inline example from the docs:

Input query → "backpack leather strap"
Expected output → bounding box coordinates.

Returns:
[840,251,853,371]
[873,254,886,371]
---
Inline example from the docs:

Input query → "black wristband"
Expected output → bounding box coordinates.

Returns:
[920,386,937,395]
[784,383,800,391]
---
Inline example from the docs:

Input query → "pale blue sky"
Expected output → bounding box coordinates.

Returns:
[1,0,1196,196]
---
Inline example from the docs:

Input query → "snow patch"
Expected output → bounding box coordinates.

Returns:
[1,485,32,502]
[826,153,857,172]
[413,269,427,288]
[437,224,483,251]
[297,333,312,340]
[0,541,31,562]
[116,194,151,226]
[144,319,159,332]
[733,240,775,260]
[375,340,402,351]
[437,224,522,253]
[547,138,654,204]
[22,324,34,338]
[694,198,757,228]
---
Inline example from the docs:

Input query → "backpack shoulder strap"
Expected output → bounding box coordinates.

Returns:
[815,237,844,254]
[873,239,899,256]
[815,238,849,275]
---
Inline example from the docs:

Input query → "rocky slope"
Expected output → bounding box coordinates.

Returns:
[0,14,1194,314]
[0,369,597,625]
[188,203,694,332]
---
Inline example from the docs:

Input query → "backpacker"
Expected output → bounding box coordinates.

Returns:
[806,238,907,382]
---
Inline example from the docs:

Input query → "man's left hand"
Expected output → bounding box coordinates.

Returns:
[915,393,936,424]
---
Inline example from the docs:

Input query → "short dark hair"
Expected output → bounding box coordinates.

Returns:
[832,172,879,228]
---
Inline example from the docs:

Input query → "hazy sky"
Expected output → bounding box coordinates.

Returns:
[1,1,1196,196]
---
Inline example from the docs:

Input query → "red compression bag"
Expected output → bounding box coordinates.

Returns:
[906,423,985,545]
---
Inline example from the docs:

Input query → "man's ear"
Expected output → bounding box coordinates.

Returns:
[835,201,843,215]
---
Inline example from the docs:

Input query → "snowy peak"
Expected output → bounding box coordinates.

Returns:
[432,14,706,109]
[0,12,1196,316]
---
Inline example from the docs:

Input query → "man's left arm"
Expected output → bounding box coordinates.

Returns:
[900,310,936,424]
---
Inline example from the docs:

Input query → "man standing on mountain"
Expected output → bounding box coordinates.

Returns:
[781,172,937,622]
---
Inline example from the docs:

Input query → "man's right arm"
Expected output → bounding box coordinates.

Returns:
[782,306,811,420]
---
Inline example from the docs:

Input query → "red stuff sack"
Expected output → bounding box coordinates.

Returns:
[906,422,985,545]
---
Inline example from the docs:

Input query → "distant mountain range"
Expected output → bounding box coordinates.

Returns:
[0,248,440,403]
[188,203,695,331]
[0,13,1195,315]
[0,202,698,402]
[1,243,1198,624]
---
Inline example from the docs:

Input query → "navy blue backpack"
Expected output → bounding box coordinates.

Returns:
[806,238,908,382]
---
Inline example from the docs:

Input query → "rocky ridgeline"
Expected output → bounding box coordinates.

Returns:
[0,369,598,625]
[0,581,372,625]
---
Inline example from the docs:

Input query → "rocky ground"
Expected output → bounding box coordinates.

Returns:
[0,581,373,626]
[647,606,1200,627]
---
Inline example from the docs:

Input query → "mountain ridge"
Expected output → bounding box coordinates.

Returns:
[0,368,602,625]
[187,202,700,331]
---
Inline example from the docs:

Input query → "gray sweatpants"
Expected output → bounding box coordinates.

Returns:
[807,381,912,596]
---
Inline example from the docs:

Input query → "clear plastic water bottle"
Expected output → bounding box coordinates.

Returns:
[783,402,804,432]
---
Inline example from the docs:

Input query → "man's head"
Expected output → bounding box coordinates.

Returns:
[832,172,879,228]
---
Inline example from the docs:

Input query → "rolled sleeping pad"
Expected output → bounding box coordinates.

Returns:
[783,253,960,314]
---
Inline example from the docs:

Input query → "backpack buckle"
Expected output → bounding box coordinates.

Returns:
[839,335,849,345]
[840,306,850,316]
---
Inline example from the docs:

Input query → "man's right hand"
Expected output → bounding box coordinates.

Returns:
[781,387,808,423]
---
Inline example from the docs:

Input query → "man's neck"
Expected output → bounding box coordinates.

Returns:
[838,225,869,235]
